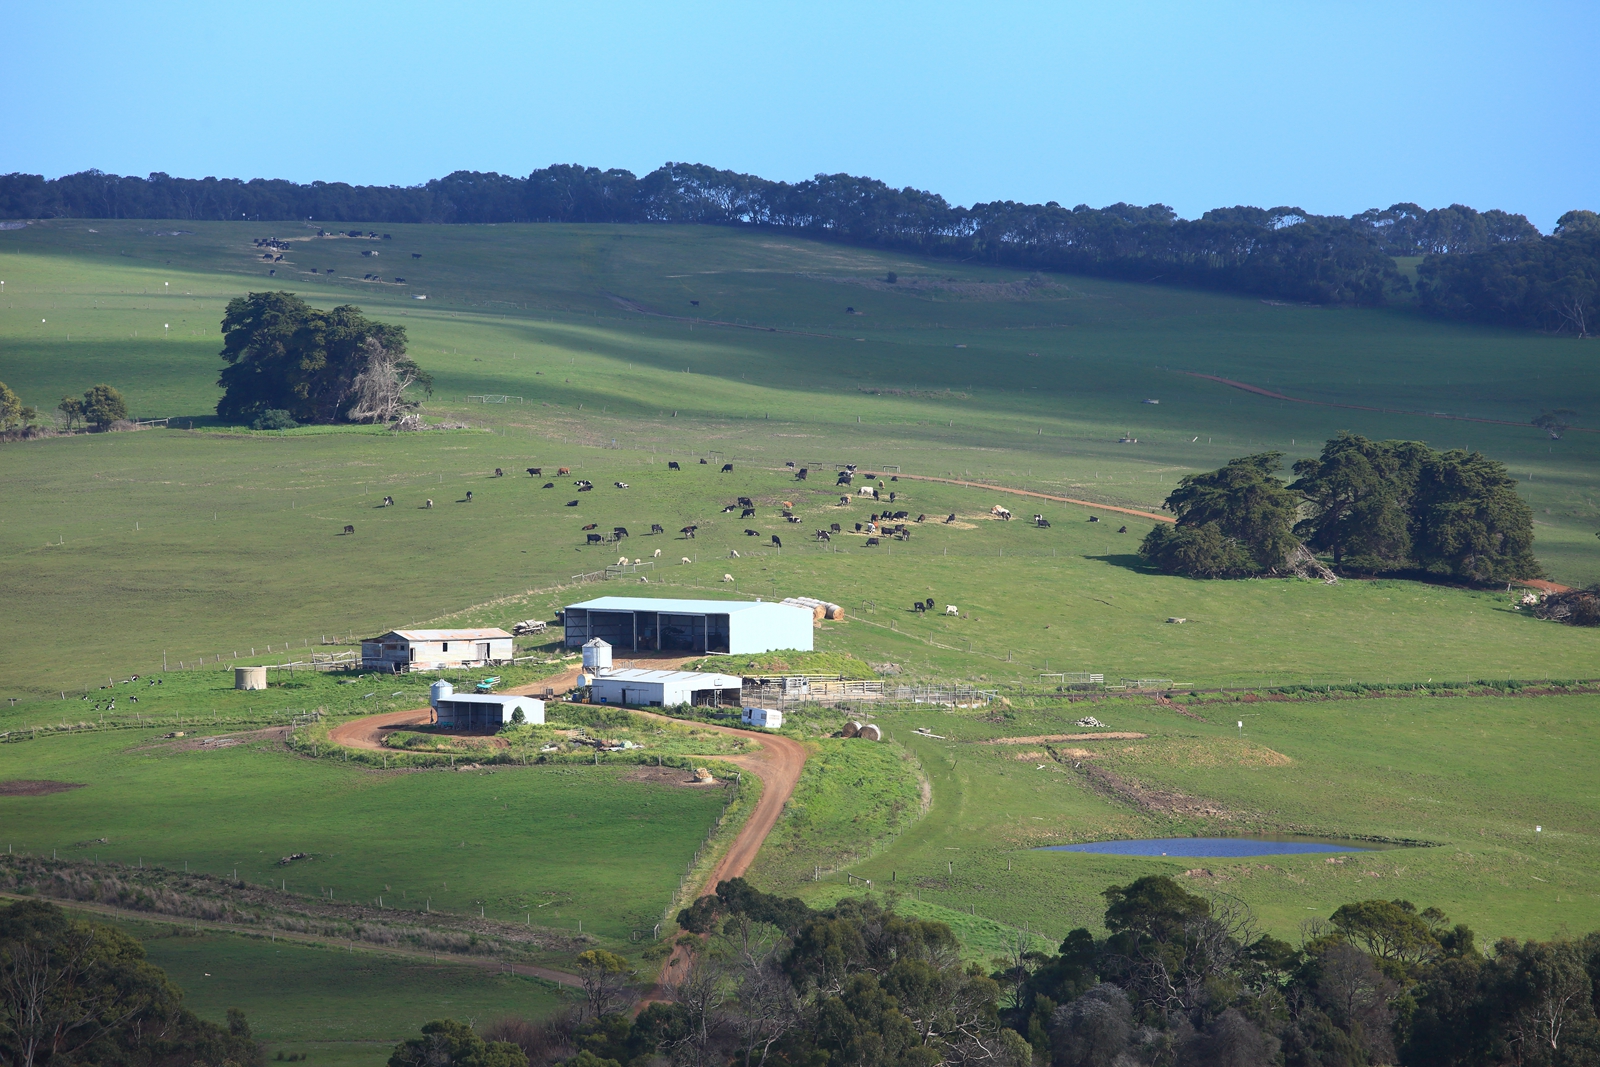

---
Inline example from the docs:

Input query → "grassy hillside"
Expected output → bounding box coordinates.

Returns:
[1,219,1595,586]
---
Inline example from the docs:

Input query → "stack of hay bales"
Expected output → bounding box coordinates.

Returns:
[782,596,844,621]
[840,720,880,741]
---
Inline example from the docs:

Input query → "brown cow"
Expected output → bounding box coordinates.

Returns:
[558,467,571,475]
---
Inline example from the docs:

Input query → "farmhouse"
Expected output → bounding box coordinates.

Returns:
[561,596,812,654]
[587,667,745,708]
[362,628,514,672]
[428,681,544,729]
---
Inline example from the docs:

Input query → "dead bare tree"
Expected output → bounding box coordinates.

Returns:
[346,337,425,423]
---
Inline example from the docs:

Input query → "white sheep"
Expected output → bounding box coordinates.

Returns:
[681,557,692,565]
[723,573,735,582]
[653,548,662,558]
[617,556,629,566]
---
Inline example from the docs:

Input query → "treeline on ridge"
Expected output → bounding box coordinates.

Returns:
[0,165,1594,329]
[1140,433,1540,583]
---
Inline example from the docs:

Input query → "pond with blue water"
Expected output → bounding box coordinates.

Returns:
[1037,837,1380,858]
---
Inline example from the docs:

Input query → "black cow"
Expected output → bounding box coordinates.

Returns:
[586,533,604,544]
[343,525,355,535]
[412,252,421,258]
[494,468,504,477]
[737,497,753,507]
[945,514,956,523]
[796,468,808,480]
[830,523,841,532]
[650,523,665,534]
[613,527,629,538]
[836,472,852,486]
[721,463,734,472]
[723,505,738,513]
[889,492,897,502]
[668,461,681,470]
[1088,516,1100,523]
[913,601,926,613]
[543,482,555,488]
[566,500,579,507]
[1118,525,1128,533]
[465,491,474,502]
[741,508,756,518]
[699,458,708,464]
[866,537,880,546]
[578,484,592,492]
[745,529,760,536]
[770,535,782,548]
[915,513,926,523]
[690,300,699,306]
[816,530,831,541]
[786,461,795,468]
[1036,517,1051,528]
[382,496,394,507]
[528,467,542,476]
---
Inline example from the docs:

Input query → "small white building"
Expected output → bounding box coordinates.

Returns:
[362,629,514,672]
[429,681,544,730]
[740,707,783,729]
[587,667,744,708]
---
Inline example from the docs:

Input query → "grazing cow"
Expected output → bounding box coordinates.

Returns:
[425,499,434,509]
[836,472,852,486]
[558,467,571,475]
[771,535,782,548]
[465,491,474,502]
[653,548,662,557]
[721,463,733,472]
[494,469,504,477]
[816,530,831,541]
[543,482,555,488]
[582,523,599,531]
[913,601,926,613]
[737,497,753,507]
[566,500,579,507]
[866,537,880,546]
[830,523,841,532]
[745,529,760,536]
[667,461,681,470]
[528,467,542,476]
[796,468,808,480]
[691,300,699,306]
[945,514,956,523]
[855,522,863,532]
[412,252,421,259]
[1088,516,1100,523]
[741,508,756,518]
[889,492,896,502]
[681,525,698,538]
[730,550,740,558]
[650,523,665,534]
[587,533,604,544]
[382,496,394,507]
[723,505,738,513]
[786,515,802,523]
[699,458,708,464]
[840,496,851,506]
[786,461,795,468]
[1118,525,1128,533]
[924,598,935,610]
[578,484,592,492]
[1036,517,1051,528]
[614,527,629,538]
[916,513,925,523]
[614,481,629,489]
[343,525,355,535]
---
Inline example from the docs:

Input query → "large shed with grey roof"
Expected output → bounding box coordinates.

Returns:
[561,596,813,655]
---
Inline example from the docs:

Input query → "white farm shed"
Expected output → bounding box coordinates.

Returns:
[588,667,744,708]
[562,596,813,655]
[362,628,514,672]
[428,681,544,729]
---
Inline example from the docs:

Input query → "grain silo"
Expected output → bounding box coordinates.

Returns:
[583,638,613,674]
[234,666,267,691]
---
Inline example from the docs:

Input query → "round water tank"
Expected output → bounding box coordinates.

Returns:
[583,638,613,673]
[841,720,862,738]
[430,680,454,707]
[234,666,267,691]
[857,723,882,742]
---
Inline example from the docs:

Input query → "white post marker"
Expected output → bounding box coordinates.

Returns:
[1238,720,1243,737]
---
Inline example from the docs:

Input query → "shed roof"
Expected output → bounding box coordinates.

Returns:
[378,628,513,642]
[435,692,541,705]
[566,596,803,615]
[594,668,743,686]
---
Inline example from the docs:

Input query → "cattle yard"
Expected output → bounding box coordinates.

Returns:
[3,219,1599,1062]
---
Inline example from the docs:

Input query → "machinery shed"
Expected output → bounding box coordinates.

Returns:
[428,681,544,729]
[562,596,812,655]
[587,668,744,708]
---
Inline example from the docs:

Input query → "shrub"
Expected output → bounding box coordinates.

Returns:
[252,409,299,430]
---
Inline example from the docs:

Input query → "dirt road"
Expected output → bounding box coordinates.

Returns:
[892,473,1174,523]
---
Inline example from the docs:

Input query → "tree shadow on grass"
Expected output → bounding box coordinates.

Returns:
[1084,553,1162,575]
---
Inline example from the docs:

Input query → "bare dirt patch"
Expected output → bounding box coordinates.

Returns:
[985,732,1148,744]
[621,765,721,788]
[1070,763,1245,820]
[0,780,85,797]
[136,726,290,752]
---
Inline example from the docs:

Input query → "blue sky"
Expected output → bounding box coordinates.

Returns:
[3,1,1595,229]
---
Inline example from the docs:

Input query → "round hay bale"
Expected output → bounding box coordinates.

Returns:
[857,723,881,741]
[841,720,862,738]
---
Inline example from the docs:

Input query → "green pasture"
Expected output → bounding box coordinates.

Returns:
[1,217,1596,583]
[759,691,1600,947]
[2,431,1596,701]
[0,710,727,941]
[106,917,566,1067]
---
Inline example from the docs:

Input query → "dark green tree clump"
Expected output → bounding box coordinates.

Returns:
[1142,435,1541,584]
[1292,433,1540,582]
[217,292,431,425]
[1419,213,1600,336]
[56,383,128,431]
[1139,453,1301,578]
[0,898,264,1067]
[0,380,39,430]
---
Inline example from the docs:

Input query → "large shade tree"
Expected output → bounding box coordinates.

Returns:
[1139,452,1301,578]
[216,292,430,424]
